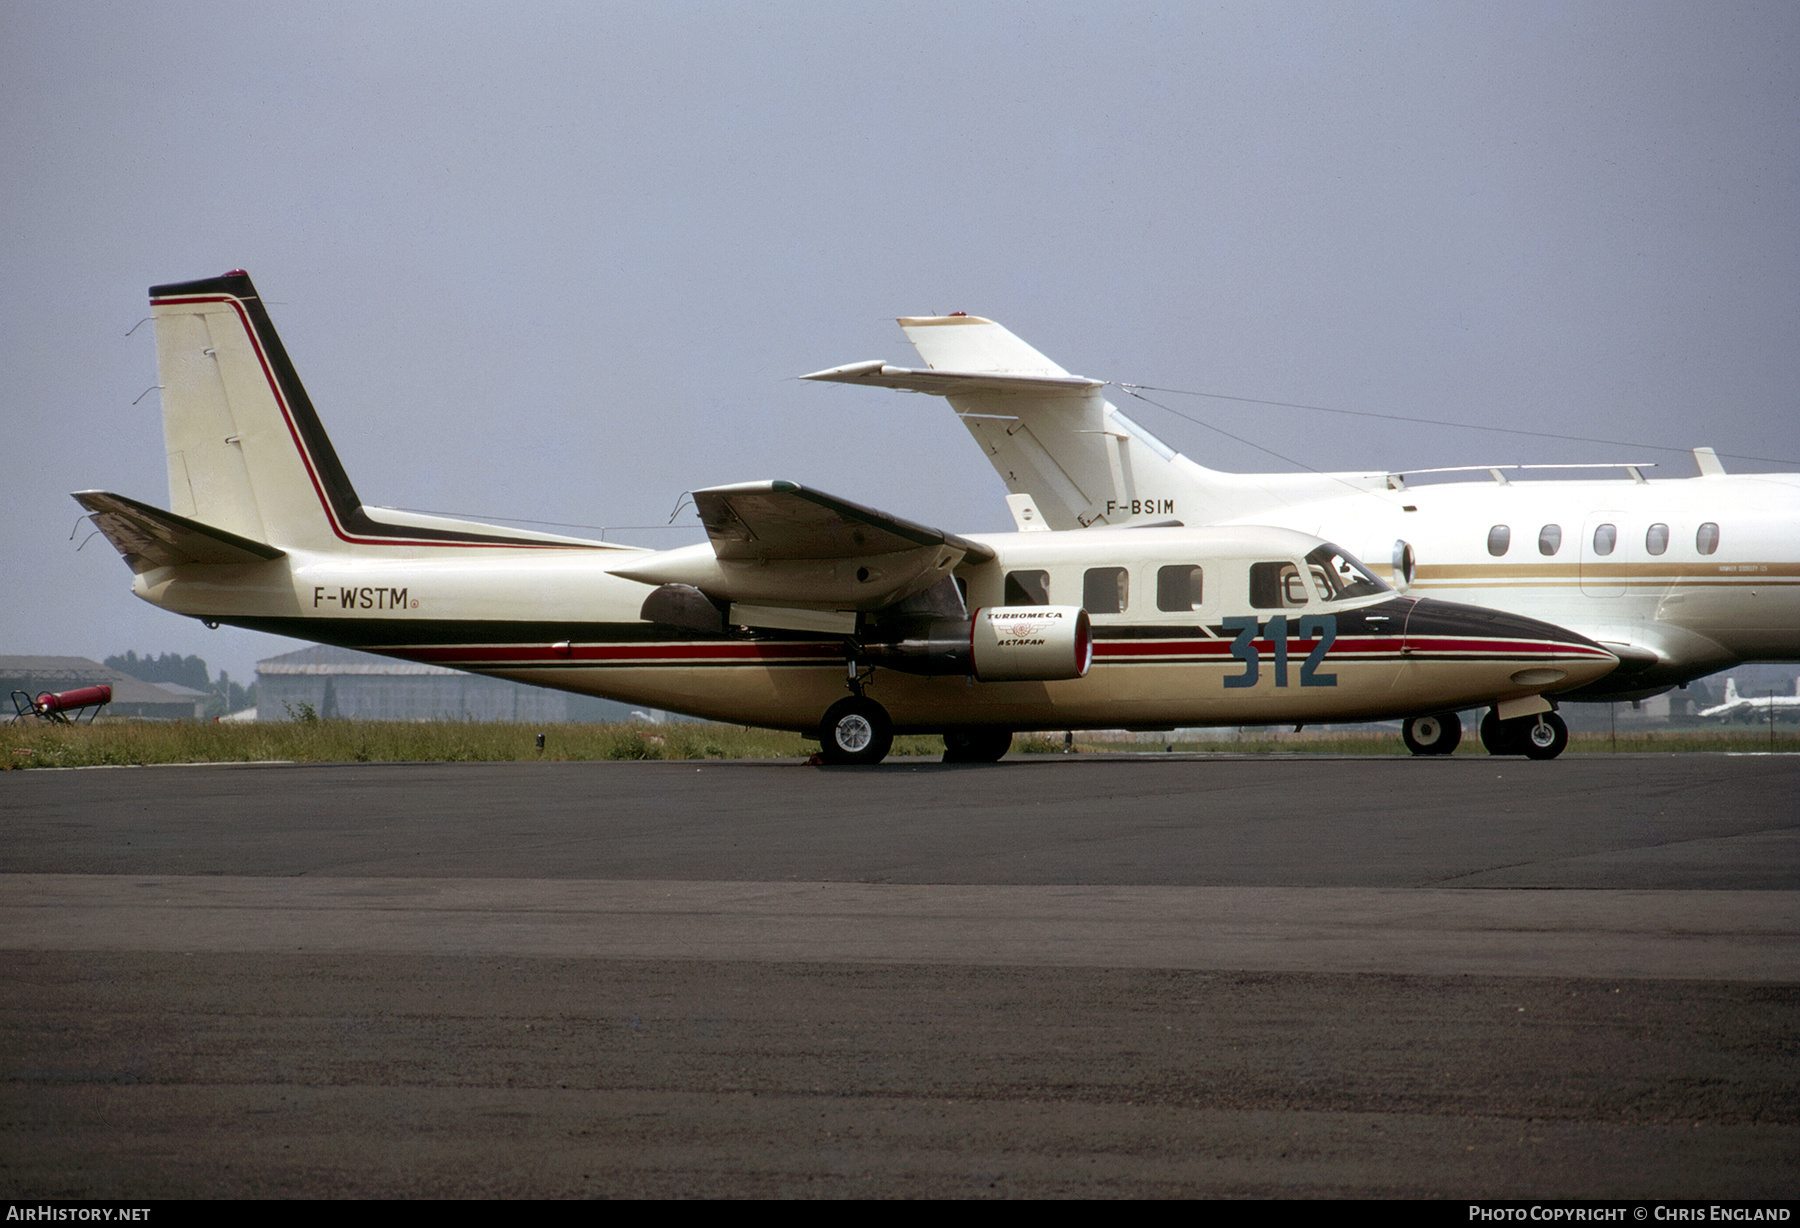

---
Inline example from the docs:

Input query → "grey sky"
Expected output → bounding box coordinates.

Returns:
[5,2,1797,683]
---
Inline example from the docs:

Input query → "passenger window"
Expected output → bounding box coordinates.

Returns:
[1156,565,1204,612]
[1004,570,1050,605]
[1697,522,1720,555]
[1082,567,1129,615]
[1487,525,1511,556]
[1646,523,1669,556]
[1538,524,1561,556]
[1593,523,1616,556]
[1250,561,1309,609]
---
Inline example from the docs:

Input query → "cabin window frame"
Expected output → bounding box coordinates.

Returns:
[1250,560,1312,610]
[1003,569,1051,606]
[1082,566,1130,615]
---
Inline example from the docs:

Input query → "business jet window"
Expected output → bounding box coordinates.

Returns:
[1539,524,1562,556]
[1593,523,1617,556]
[1487,525,1511,556]
[1156,565,1204,612]
[1697,522,1720,555]
[1083,567,1129,615]
[1004,570,1050,605]
[1305,544,1390,601]
[1250,561,1310,609]
[1646,523,1669,556]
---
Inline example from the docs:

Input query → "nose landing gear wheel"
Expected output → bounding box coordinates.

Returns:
[1402,712,1462,756]
[942,729,1013,763]
[818,697,894,766]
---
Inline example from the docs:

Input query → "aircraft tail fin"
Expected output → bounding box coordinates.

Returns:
[149,271,356,551]
[138,271,607,554]
[806,315,1392,532]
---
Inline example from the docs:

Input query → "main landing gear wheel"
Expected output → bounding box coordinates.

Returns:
[942,729,1013,764]
[1402,712,1462,756]
[818,697,894,766]
[1521,711,1569,760]
[1479,708,1523,756]
[1480,709,1568,759]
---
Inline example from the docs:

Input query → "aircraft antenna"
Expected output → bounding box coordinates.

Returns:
[1116,383,1797,469]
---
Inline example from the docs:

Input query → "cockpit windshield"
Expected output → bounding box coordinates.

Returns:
[1305,544,1391,602]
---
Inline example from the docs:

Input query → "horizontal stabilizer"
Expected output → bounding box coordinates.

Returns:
[800,361,1102,398]
[73,491,287,572]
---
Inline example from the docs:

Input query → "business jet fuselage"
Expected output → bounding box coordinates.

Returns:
[74,274,1617,764]
[806,316,1800,707]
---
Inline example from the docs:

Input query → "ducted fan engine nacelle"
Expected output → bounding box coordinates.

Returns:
[862,606,1093,682]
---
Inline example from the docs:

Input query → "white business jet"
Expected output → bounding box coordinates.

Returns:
[74,274,1615,764]
[804,316,1799,754]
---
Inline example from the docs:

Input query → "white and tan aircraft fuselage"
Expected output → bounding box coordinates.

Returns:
[74,273,1617,764]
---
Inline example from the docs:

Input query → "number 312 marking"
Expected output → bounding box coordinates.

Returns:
[1220,615,1337,688]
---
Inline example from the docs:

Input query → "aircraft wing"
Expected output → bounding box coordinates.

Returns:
[73,491,287,572]
[692,480,995,565]
[610,481,995,622]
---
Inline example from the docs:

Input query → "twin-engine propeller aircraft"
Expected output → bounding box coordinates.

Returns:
[75,273,1616,764]
[805,314,1800,754]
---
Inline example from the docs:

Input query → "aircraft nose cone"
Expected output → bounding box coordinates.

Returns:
[1402,599,1619,690]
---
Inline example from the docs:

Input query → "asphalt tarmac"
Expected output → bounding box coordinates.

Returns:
[2,753,1796,1197]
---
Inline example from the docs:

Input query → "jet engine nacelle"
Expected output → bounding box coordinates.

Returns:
[972,606,1092,681]
[864,606,1093,682]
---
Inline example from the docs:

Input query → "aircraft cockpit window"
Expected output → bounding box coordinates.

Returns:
[1593,523,1617,556]
[1487,525,1511,556]
[1082,567,1129,615]
[1539,524,1562,556]
[1003,570,1050,605]
[1303,544,1391,602]
[1696,522,1720,555]
[1250,561,1310,609]
[1156,565,1204,611]
[1646,523,1669,556]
